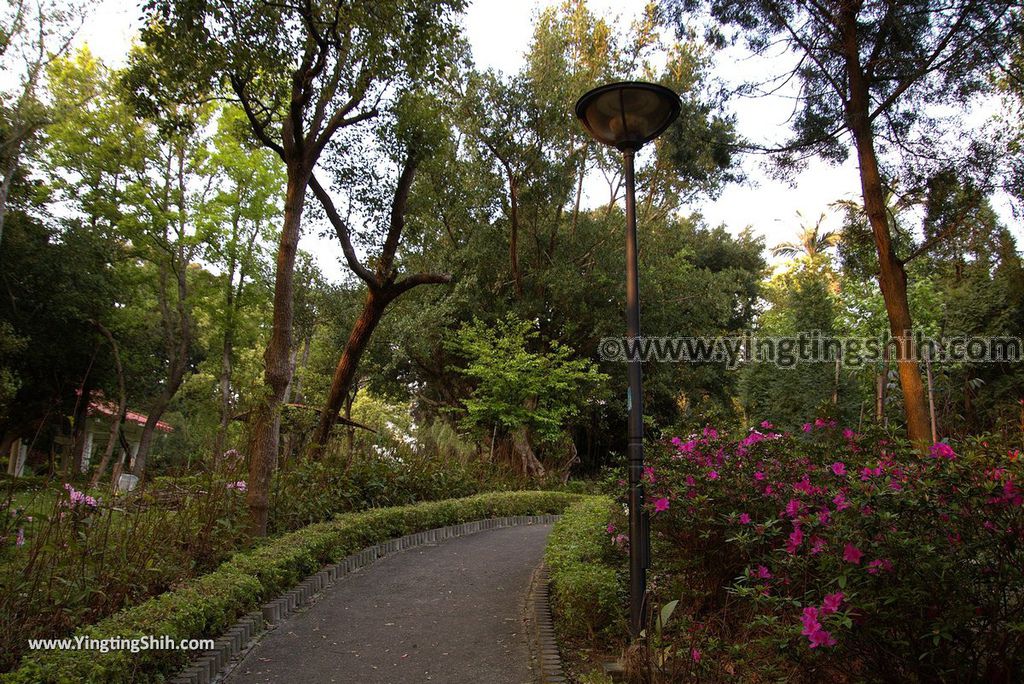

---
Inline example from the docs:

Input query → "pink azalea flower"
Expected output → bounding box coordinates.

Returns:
[606,523,616,534]
[760,420,774,429]
[677,439,698,454]
[842,543,863,564]
[809,535,826,554]
[654,497,670,513]
[802,423,813,433]
[691,648,702,662]
[786,526,804,554]
[842,428,856,440]
[708,470,719,480]
[808,629,837,648]
[643,465,657,483]
[820,592,844,615]
[754,471,765,481]
[832,491,850,510]
[800,606,820,636]
[739,512,751,524]
[831,462,846,476]
[785,498,802,518]
[703,427,719,439]
[929,442,957,460]
[755,565,772,579]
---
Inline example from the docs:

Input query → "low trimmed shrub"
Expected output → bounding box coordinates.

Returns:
[545,496,625,639]
[2,490,582,684]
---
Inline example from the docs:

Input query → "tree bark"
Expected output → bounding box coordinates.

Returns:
[511,426,545,479]
[245,163,308,536]
[309,292,386,455]
[214,238,239,460]
[305,155,450,458]
[508,173,522,297]
[842,7,931,448]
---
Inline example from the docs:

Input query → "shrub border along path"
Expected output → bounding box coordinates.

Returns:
[2,491,585,684]
[184,514,561,684]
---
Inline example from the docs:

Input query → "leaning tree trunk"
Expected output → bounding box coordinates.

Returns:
[309,292,386,457]
[246,163,308,536]
[843,15,931,448]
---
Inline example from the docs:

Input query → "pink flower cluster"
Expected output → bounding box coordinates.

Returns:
[226,480,247,492]
[799,592,844,648]
[62,483,98,509]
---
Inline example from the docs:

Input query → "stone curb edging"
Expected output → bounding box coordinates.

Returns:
[528,564,568,684]
[169,513,562,684]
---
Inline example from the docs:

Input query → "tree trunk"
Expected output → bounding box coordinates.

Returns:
[508,174,522,297]
[309,291,387,456]
[875,365,885,422]
[511,426,545,479]
[925,348,937,443]
[90,321,128,488]
[279,333,311,466]
[246,165,307,536]
[0,152,18,251]
[214,249,238,460]
[832,356,840,406]
[842,11,931,448]
[131,391,173,478]
[214,328,235,460]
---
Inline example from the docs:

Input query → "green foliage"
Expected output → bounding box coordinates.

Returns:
[1,490,582,684]
[545,496,624,639]
[449,315,608,442]
[267,446,520,533]
[739,259,852,430]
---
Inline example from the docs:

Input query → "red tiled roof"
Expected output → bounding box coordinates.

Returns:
[88,398,174,433]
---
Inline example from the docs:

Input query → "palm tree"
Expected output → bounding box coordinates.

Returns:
[771,211,841,259]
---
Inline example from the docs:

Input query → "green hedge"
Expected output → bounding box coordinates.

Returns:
[3,490,582,684]
[545,496,624,639]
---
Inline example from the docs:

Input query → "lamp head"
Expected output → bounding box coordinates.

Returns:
[575,81,681,151]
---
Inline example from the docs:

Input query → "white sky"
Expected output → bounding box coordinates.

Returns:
[75,0,1019,281]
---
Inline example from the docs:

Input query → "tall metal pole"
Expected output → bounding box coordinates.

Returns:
[623,147,647,636]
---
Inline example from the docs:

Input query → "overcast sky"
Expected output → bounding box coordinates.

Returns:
[75,0,1015,282]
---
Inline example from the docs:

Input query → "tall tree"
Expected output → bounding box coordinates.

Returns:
[0,0,86,250]
[667,0,1017,446]
[139,0,466,535]
[198,106,281,459]
[307,95,454,454]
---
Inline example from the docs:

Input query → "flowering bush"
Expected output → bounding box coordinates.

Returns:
[612,424,1024,682]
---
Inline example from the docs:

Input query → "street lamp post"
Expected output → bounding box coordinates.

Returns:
[575,82,681,637]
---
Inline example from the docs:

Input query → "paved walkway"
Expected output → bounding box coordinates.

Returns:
[224,524,552,684]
